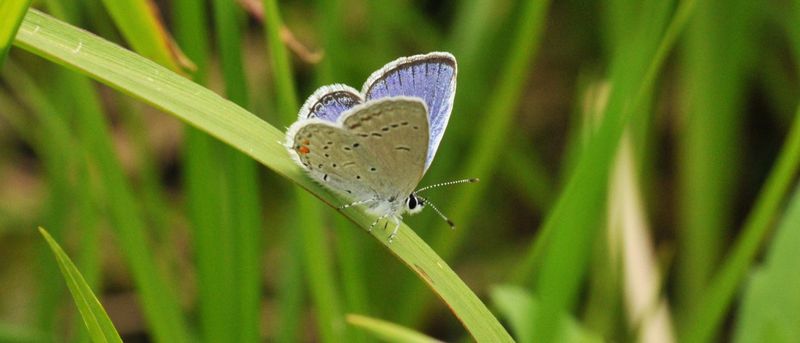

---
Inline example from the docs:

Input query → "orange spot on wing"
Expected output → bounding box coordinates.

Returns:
[298,146,310,154]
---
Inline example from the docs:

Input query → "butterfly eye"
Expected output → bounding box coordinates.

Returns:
[406,195,418,210]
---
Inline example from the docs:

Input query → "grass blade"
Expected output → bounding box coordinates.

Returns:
[0,0,32,65]
[675,0,754,311]
[97,0,185,71]
[396,0,551,324]
[732,183,800,342]
[15,10,192,343]
[490,285,603,343]
[346,314,443,343]
[680,105,800,342]
[262,1,347,341]
[14,10,512,341]
[38,227,122,343]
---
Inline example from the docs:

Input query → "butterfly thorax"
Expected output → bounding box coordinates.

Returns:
[361,193,425,220]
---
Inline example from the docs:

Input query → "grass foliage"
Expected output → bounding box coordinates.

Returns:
[1,0,799,342]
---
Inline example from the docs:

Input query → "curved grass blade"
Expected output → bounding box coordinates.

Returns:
[346,314,443,343]
[14,9,512,342]
[38,227,122,343]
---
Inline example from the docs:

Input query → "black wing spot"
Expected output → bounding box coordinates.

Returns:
[343,146,351,151]
[352,143,360,148]
[317,164,323,168]
[356,175,361,179]
[401,121,409,125]
[332,163,338,168]
[395,146,411,151]
[327,141,333,145]
[323,174,328,181]
[391,124,399,128]
[413,126,419,130]
[382,127,390,131]
[324,153,329,157]
[370,167,377,172]
[371,133,383,137]
[346,190,352,194]
[323,146,329,150]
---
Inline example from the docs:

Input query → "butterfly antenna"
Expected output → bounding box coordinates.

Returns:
[416,195,455,230]
[414,178,479,194]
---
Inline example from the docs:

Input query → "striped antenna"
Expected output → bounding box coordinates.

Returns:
[414,178,479,193]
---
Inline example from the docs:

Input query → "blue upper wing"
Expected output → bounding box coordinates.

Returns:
[361,52,457,171]
[298,84,363,122]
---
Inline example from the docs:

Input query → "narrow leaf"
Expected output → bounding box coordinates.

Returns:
[346,314,443,343]
[38,227,123,343]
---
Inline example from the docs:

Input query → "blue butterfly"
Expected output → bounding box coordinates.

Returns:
[287,52,476,241]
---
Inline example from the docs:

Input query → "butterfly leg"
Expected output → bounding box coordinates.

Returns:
[338,198,377,210]
[388,216,401,243]
[369,213,390,233]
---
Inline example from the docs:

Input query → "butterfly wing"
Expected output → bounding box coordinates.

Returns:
[298,84,363,122]
[361,52,457,171]
[288,97,430,205]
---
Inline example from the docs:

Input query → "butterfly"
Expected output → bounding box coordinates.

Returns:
[286,52,476,242]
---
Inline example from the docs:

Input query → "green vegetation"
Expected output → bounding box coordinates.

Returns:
[1,1,798,342]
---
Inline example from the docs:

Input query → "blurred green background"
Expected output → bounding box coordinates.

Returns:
[2,0,800,342]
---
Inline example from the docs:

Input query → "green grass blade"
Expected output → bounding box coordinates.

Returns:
[675,0,754,311]
[346,314,443,343]
[262,1,347,341]
[0,0,32,65]
[97,0,183,71]
[732,184,800,342]
[512,0,692,340]
[396,0,551,324]
[14,10,512,341]
[15,10,192,343]
[0,61,76,338]
[38,227,123,343]
[210,0,263,341]
[491,285,603,343]
[0,322,44,342]
[680,105,800,342]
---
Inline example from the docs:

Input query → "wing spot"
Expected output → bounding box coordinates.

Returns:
[370,167,377,172]
[395,146,411,151]
[323,146,329,150]
[391,124,399,128]
[352,143,360,148]
[356,175,361,179]
[343,146,351,151]
[359,133,369,138]
[413,126,419,130]
[323,174,329,181]
[327,141,333,145]
[371,133,383,137]
[332,163,338,168]
[401,121,409,125]
[317,164,323,168]
[381,127,390,131]
[346,190,352,194]
[342,161,355,167]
